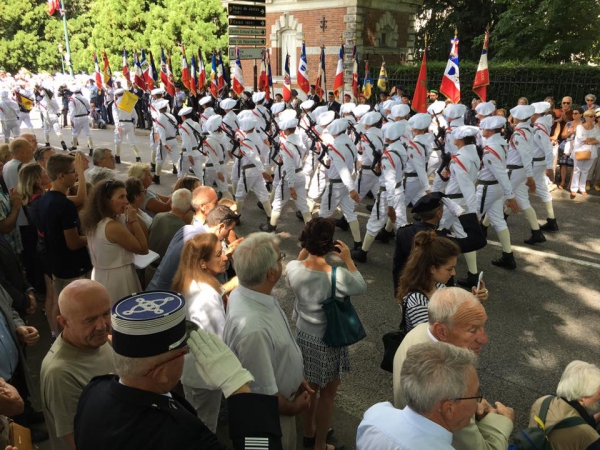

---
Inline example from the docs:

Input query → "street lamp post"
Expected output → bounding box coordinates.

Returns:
[59,0,74,76]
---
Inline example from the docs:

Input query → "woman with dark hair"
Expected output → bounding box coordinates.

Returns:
[557,107,583,189]
[172,233,228,433]
[286,218,366,450]
[81,179,148,305]
[124,177,151,232]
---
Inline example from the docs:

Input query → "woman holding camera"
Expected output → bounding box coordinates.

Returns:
[286,218,367,450]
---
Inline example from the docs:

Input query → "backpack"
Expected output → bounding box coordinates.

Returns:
[513,395,587,449]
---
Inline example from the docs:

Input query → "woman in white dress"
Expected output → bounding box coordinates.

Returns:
[570,109,600,198]
[171,233,228,433]
[81,179,148,305]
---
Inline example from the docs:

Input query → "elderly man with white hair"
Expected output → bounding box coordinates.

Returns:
[527,361,600,448]
[224,232,311,450]
[358,342,480,449]
[393,287,514,450]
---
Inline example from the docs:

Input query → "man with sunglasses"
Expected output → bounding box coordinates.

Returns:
[392,287,514,450]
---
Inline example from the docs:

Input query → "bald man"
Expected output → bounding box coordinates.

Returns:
[40,280,115,450]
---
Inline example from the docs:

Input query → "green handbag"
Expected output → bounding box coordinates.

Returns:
[321,266,367,347]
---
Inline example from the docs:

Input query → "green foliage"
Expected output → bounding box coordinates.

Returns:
[0,0,228,75]
[388,61,600,108]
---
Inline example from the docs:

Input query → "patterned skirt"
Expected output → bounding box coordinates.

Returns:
[296,330,350,388]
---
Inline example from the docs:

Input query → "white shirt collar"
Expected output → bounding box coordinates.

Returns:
[404,407,452,444]
[427,326,439,343]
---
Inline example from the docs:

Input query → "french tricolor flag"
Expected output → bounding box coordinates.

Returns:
[332,44,345,100]
[440,34,460,104]
[297,42,310,95]
[473,29,490,102]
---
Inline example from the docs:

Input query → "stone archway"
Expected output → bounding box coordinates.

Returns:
[375,12,398,48]
[270,12,304,77]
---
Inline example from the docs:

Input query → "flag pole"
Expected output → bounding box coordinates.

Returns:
[59,0,73,76]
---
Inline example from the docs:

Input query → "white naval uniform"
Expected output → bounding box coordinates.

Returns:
[179,118,204,179]
[37,90,63,141]
[203,132,231,197]
[506,122,535,211]
[68,93,92,140]
[304,123,329,203]
[440,144,480,238]
[155,111,179,168]
[233,132,269,203]
[149,98,161,163]
[318,134,358,221]
[15,88,34,131]
[476,134,514,232]
[531,115,554,203]
[432,117,464,192]
[427,115,447,177]
[271,133,310,215]
[357,127,384,200]
[379,141,408,231]
[252,105,270,134]
[403,134,432,206]
[113,98,138,150]
[0,98,20,141]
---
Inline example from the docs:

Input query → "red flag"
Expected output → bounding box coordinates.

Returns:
[332,44,345,100]
[166,53,176,97]
[93,53,103,89]
[47,0,60,15]
[282,53,291,102]
[181,45,191,91]
[411,50,428,113]
[232,48,245,96]
[133,51,146,90]
[122,48,130,84]
[160,48,169,88]
[198,48,206,92]
[351,45,359,100]
[473,28,490,102]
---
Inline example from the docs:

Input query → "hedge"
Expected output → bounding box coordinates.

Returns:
[382,61,600,109]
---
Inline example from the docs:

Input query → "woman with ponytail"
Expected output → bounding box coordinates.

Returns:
[397,230,488,332]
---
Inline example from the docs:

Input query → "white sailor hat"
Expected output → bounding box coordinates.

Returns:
[278,109,298,124]
[300,99,315,111]
[426,100,446,115]
[453,125,480,140]
[151,88,164,96]
[510,104,535,120]
[279,118,299,130]
[475,101,496,116]
[114,88,125,96]
[317,110,336,128]
[391,104,411,119]
[239,117,257,131]
[0,91,8,99]
[202,107,215,118]
[383,100,397,112]
[252,91,266,103]
[384,121,407,141]
[353,104,371,118]
[237,109,254,121]
[271,102,286,115]
[444,103,467,119]
[205,114,223,132]
[408,113,432,130]
[340,102,356,115]
[531,101,551,115]
[312,106,329,120]
[220,98,237,110]
[111,291,187,358]
[199,96,212,106]
[178,106,193,117]
[155,99,170,110]
[69,84,81,93]
[328,118,349,136]
[479,116,507,130]
[360,111,382,126]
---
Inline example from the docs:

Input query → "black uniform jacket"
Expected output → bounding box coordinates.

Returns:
[392,213,487,294]
[74,375,283,450]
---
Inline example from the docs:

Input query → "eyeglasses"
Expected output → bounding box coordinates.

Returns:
[104,156,116,161]
[586,99,594,102]
[562,102,572,105]
[453,387,483,403]
[143,346,189,376]
[277,252,286,262]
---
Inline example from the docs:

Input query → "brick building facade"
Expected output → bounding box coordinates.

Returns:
[233,0,423,98]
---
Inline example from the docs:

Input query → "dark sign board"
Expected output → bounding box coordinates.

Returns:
[229,18,266,27]
[228,3,266,17]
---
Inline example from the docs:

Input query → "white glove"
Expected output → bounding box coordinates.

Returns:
[442,197,464,217]
[187,329,254,398]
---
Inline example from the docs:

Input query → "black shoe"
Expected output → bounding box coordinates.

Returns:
[457,271,479,289]
[375,229,393,244]
[524,229,546,245]
[45,142,50,146]
[266,181,273,192]
[60,141,68,151]
[491,251,517,270]
[366,204,374,212]
[295,210,304,222]
[30,428,49,443]
[353,241,362,251]
[539,218,559,232]
[135,157,142,162]
[303,428,335,448]
[150,163,156,173]
[351,248,368,263]
[152,175,160,185]
[115,155,121,164]
[172,165,178,175]
[257,201,264,211]
[259,223,277,232]
[69,146,77,151]
[366,191,374,199]
[335,216,349,232]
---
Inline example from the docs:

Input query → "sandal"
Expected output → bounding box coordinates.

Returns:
[570,192,577,199]
[581,191,588,197]
[557,184,564,190]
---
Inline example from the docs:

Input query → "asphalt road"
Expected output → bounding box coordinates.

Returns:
[24,122,600,449]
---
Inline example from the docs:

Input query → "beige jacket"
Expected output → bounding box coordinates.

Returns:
[392,323,513,450]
